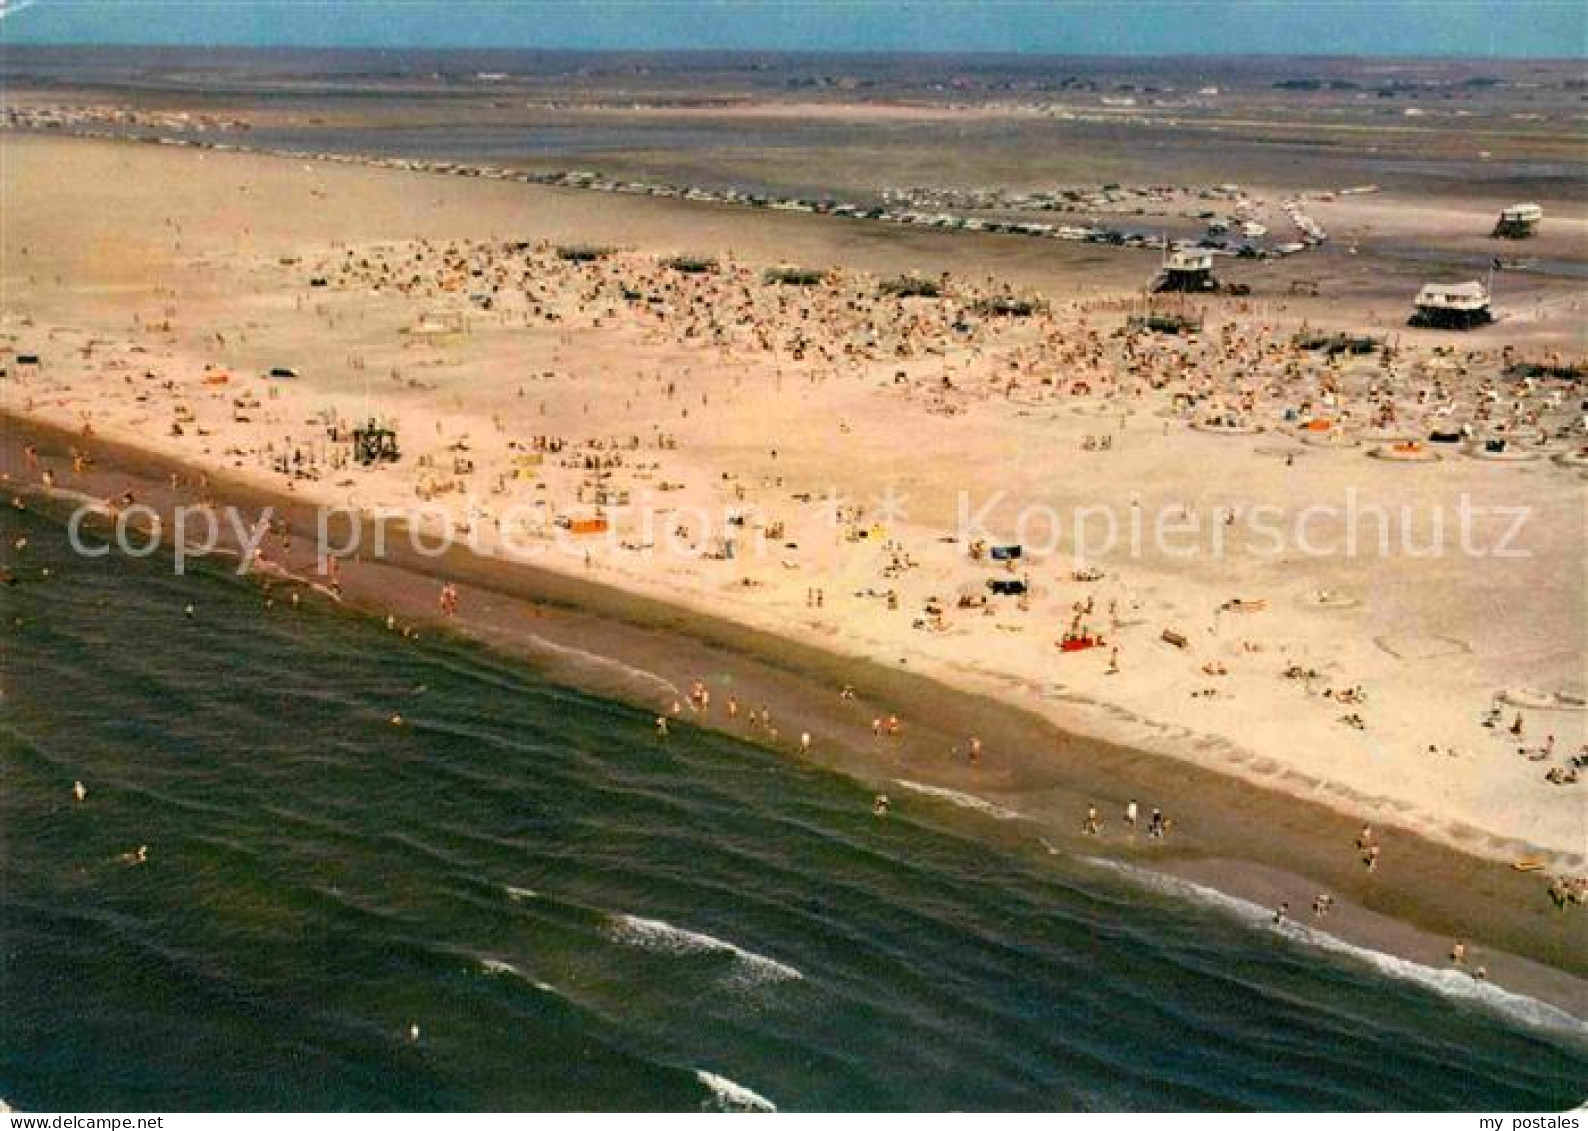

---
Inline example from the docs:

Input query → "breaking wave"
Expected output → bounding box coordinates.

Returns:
[893,779,1023,821]
[1083,857,1588,1041]
[517,630,680,700]
[477,957,556,994]
[696,1069,777,1112]
[608,913,803,987]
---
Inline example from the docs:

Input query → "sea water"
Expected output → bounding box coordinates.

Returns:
[2,505,1583,1111]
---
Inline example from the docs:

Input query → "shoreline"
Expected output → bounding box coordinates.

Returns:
[6,409,1585,1024]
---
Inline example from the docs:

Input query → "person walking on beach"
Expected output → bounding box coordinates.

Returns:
[1124,799,1138,829]
[1083,804,1101,835]
[1450,940,1467,967]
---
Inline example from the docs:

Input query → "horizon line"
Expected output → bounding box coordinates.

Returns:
[3,41,1583,62]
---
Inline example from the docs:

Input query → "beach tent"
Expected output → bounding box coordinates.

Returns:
[557,514,609,536]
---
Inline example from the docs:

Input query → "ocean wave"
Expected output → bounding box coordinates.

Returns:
[608,913,802,987]
[248,558,343,602]
[29,484,113,515]
[1082,857,1588,1041]
[696,1069,777,1112]
[518,632,679,700]
[477,957,556,994]
[893,779,1023,821]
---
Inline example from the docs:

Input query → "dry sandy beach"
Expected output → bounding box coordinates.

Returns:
[3,128,1585,1011]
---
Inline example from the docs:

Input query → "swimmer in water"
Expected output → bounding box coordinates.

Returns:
[872,794,890,817]
[117,845,148,866]
[72,780,87,803]
[656,716,669,737]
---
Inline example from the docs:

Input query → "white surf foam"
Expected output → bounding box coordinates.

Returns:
[504,885,539,902]
[696,1069,777,1112]
[608,914,802,987]
[477,957,556,994]
[518,631,680,700]
[1082,857,1588,1041]
[32,484,113,514]
[893,779,1023,821]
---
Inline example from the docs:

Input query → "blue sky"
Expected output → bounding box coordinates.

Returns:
[1,1,1583,56]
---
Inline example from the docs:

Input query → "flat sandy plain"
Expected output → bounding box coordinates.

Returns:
[2,50,1584,1008]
